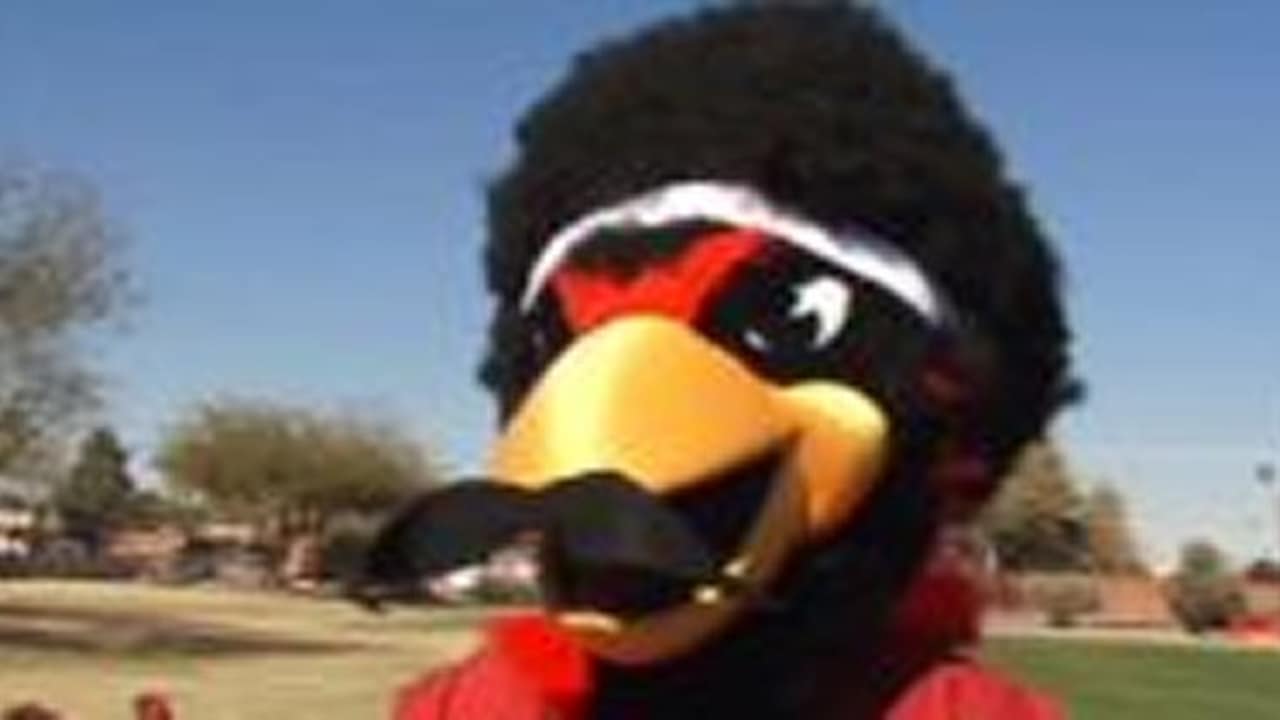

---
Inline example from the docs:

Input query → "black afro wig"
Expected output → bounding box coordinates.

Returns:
[480,1,1077,482]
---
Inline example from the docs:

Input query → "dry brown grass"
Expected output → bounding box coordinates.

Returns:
[0,580,487,719]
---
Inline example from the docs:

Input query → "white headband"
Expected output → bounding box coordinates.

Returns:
[520,181,948,325]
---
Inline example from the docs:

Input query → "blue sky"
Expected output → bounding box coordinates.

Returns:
[3,2,1278,569]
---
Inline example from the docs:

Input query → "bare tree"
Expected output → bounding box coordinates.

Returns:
[1082,483,1147,575]
[0,161,132,475]
[982,442,1089,572]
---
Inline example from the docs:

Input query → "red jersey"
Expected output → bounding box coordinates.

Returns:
[391,616,1061,720]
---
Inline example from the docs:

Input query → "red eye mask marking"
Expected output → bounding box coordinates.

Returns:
[551,229,767,334]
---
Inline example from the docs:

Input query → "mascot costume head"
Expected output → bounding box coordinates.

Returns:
[362,3,1076,718]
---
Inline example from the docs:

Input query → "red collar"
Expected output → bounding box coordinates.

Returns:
[490,615,595,718]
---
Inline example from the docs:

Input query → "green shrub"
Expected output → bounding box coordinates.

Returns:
[1167,540,1245,634]
[1168,576,1244,633]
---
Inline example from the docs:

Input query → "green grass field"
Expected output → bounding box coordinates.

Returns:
[2,581,1278,718]
[984,635,1280,719]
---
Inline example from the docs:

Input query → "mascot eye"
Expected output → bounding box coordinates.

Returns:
[741,274,853,356]
[789,276,853,349]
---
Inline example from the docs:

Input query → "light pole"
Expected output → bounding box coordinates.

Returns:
[1258,462,1278,564]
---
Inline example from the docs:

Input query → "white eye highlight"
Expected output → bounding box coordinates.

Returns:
[790,276,853,349]
[743,328,771,353]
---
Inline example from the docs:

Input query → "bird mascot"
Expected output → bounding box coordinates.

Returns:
[360,3,1076,718]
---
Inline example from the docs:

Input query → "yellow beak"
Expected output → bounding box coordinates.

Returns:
[490,316,890,663]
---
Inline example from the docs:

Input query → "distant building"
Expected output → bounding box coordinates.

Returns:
[1091,576,1177,628]
[1242,578,1280,617]
[1229,577,1280,647]
[100,519,263,582]
[103,525,187,576]
[988,572,1177,630]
